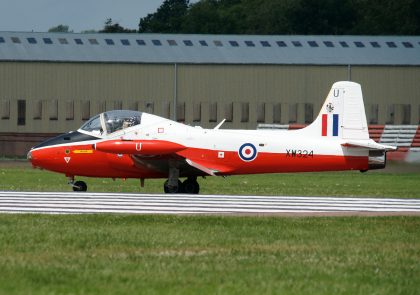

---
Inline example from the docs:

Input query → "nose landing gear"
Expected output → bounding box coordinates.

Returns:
[73,181,88,192]
[68,177,88,192]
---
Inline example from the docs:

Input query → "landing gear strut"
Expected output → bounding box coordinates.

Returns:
[164,167,182,193]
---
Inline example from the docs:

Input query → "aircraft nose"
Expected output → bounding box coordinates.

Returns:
[28,147,48,168]
[27,150,32,161]
[27,148,40,167]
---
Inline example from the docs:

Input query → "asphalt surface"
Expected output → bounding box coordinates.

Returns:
[0,192,419,216]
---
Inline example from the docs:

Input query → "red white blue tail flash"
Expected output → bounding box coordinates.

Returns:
[322,114,339,137]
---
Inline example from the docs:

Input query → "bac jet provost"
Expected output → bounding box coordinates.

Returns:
[28,81,396,194]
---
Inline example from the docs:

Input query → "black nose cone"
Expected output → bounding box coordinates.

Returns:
[32,131,100,149]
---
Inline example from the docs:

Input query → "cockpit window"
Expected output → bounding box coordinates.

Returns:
[80,115,103,135]
[79,110,142,136]
[103,110,142,134]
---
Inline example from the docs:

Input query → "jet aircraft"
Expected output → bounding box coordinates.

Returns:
[28,81,395,194]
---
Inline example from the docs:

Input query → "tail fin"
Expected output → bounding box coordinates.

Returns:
[300,81,395,172]
[303,81,369,140]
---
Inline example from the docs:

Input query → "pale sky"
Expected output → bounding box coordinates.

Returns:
[0,0,167,33]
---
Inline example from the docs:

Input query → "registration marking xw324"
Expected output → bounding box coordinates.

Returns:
[286,149,314,158]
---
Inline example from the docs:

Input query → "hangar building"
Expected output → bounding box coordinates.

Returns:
[0,32,419,156]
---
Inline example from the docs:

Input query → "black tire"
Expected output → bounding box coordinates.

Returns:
[182,178,200,194]
[164,180,183,193]
[73,180,87,192]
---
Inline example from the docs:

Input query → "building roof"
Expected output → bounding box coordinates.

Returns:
[0,32,419,65]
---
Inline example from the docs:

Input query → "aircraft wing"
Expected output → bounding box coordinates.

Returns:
[185,159,218,176]
[341,140,397,151]
[184,158,234,176]
[130,154,230,177]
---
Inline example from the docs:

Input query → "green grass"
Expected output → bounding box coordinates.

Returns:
[0,214,418,294]
[1,164,419,197]
[0,163,419,294]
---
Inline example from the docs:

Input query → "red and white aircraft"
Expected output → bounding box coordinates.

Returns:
[28,81,395,194]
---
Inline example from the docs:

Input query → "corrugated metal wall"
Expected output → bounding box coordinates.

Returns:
[351,66,420,124]
[0,62,419,135]
[177,64,349,128]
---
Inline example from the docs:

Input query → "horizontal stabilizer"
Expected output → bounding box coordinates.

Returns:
[341,140,397,151]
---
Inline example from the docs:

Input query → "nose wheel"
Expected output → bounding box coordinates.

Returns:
[73,181,87,192]
[68,177,87,192]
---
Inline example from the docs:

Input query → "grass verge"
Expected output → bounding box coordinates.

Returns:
[0,164,419,197]
[0,214,418,294]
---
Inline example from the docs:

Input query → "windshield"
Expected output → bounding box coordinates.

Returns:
[103,110,142,134]
[80,110,142,136]
[80,115,103,135]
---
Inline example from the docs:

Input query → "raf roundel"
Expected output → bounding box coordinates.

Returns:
[238,143,258,162]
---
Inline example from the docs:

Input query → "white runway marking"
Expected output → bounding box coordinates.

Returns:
[0,192,419,215]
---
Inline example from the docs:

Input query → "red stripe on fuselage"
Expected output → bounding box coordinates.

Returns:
[177,148,368,175]
[30,144,369,179]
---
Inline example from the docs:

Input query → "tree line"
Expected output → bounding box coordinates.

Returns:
[50,0,420,35]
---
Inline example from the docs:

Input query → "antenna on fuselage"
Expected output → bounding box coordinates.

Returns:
[214,119,226,130]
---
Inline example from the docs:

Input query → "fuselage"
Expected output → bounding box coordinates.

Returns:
[29,112,369,179]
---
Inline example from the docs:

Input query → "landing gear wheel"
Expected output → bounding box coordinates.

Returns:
[182,178,200,194]
[164,180,183,194]
[73,180,87,192]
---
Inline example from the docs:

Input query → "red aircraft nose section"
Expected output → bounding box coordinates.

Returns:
[94,140,187,155]
[28,147,58,169]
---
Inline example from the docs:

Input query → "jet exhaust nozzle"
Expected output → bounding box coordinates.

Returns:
[368,150,386,170]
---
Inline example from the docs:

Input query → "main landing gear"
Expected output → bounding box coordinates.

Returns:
[182,177,200,194]
[68,177,87,192]
[163,177,200,194]
[163,166,200,194]
[163,167,200,194]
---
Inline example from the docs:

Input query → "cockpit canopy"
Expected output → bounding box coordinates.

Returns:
[80,110,142,136]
